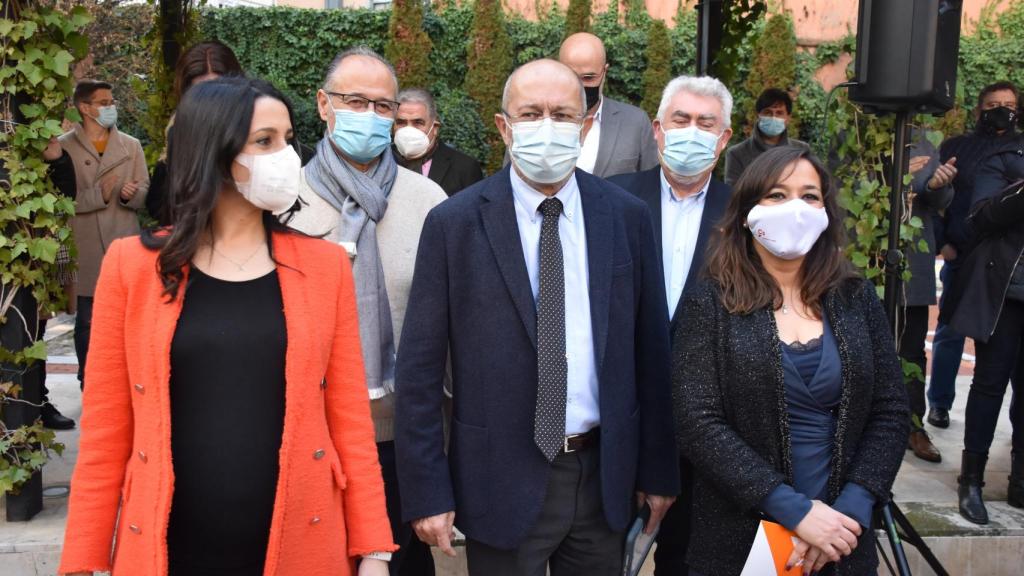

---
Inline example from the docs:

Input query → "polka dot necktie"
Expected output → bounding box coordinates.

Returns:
[535,197,567,462]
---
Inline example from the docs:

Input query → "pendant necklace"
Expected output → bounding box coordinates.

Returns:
[211,243,263,271]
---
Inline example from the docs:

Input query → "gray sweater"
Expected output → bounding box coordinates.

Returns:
[724,127,809,186]
[288,165,448,442]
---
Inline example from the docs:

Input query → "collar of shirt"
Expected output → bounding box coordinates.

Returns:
[660,169,710,206]
[510,167,581,225]
[591,97,604,125]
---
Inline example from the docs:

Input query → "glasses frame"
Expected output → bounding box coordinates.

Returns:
[324,91,400,116]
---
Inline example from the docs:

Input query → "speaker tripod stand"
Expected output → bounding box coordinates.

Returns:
[876,109,948,576]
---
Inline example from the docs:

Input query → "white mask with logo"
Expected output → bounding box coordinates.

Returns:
[746,199,829,260]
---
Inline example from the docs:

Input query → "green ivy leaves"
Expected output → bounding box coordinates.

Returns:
[1,4,89,495]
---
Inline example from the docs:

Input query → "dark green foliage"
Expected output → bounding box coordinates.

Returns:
[712,0,766,86]
[464,0,513,172]
[386,0,433,90]
[593,8,651,104]
[641,19,672,118]
[565,0,592,36]
[742,13,796,128]
[193,3,1024,172]
[508,10,565,65]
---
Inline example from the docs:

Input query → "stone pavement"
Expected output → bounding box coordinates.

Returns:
[2,316,1023,575]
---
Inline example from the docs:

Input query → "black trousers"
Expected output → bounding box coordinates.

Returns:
[965,299,1024,456]
[465,444,623,576]
[377,441,436,576]
[653,456,692,575]
[74,295,93,388]
[897,305,930,424]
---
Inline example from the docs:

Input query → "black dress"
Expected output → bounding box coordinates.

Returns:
[167,268,287,576]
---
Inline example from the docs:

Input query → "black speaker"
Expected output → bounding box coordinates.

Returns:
[849,0,963,114]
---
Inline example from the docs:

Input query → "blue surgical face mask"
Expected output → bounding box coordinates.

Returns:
[93,105,117,129]
[758,115,787,137]
[327,100,394,163]
[660,125,722,177]
[507,117,582,184]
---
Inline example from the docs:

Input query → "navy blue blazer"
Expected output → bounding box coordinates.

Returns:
[394,166,680,550]
[608,167,732,328]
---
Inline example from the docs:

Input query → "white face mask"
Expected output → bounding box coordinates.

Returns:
[394,125,433,159]
[234,145,302,215]
[746,199,829,260]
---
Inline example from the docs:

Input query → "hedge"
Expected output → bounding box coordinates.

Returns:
[187,3,1024,166]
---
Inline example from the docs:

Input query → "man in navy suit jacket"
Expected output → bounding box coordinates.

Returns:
[609,75,735,576]
[395,59,679,575]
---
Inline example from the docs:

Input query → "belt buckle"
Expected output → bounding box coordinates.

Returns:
[563,432,582,454]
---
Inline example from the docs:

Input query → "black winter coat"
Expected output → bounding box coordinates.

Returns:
[945,135,1024,342]
[673,278,909,576]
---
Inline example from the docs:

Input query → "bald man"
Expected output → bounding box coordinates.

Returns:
[559,32,660,178]
[395,59,680,575]
[287,46,447,576]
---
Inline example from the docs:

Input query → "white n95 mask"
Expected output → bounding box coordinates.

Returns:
[234,145,302,215]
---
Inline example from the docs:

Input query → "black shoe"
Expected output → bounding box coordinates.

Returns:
[927,407,950,429]
[1010,452,1024,509]
[41,403,75,430]
[958,450,989,524]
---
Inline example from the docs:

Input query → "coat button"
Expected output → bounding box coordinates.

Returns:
[320,378,327,389]
[129,524,141,534]
[310,516,321,525]
[134,383,145,394]
[138,451,147,463]
[988,261,996,269]
[313,449,325,460]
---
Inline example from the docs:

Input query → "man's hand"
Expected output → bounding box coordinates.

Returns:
[412,511,456,557]
[99,172,122,204]
[636,492,676,535]
[908,155,930,175]
[120,180,140,203]
[928,157,957,190]
[43,137,63,162]
[792,500,861,564]
[940,243,958,262]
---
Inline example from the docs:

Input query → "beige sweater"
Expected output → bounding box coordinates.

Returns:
[288,164,447,442]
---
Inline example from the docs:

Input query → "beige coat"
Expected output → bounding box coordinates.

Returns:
[60,123,149,297]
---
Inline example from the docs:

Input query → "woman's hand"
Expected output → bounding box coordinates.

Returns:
[792,500,861,563]
[785,537,832,575]
[357,558,389,576]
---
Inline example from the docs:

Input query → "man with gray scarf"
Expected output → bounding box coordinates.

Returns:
[287,46,447,576]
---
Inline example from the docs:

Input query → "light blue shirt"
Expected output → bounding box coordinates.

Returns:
[510,168,600,435]
[661,171,709,318]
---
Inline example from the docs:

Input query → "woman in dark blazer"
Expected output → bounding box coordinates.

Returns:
[673,146,909,576]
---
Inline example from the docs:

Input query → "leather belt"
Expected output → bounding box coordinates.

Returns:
[562,427,600,454]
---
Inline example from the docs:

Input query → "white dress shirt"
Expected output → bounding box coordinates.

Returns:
[510,168,600,435]
[576,98,604,174]
[661,171,709,318]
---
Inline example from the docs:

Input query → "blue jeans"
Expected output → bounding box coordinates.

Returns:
[928,263,965,411]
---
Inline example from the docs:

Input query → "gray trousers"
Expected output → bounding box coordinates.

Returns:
[466,445,624,576]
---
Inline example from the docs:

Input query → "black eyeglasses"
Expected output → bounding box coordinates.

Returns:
[324,91,399,116]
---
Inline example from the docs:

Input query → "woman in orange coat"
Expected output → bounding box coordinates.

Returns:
[59,77,397,576]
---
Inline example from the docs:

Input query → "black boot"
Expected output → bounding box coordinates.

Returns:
[1010,452,1024,508]
[41,402,76,430]
[958,450,989,524]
